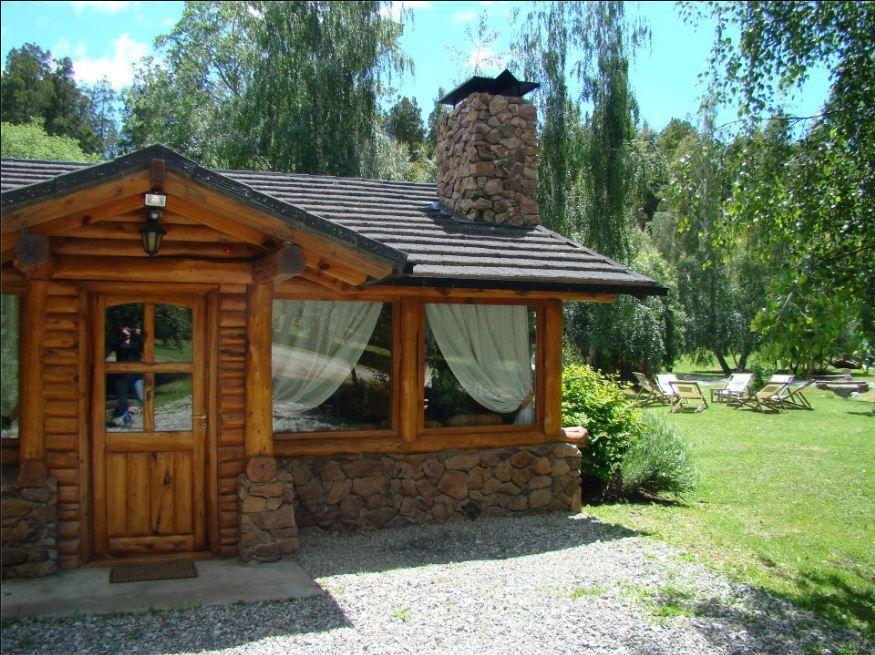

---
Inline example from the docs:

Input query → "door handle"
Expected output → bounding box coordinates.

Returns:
[195,414,208,430]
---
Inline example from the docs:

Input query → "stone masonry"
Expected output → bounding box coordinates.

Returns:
[238,468,298,562]
[436,91,539,226]
[1,468,58,579]
[280,443,581,532]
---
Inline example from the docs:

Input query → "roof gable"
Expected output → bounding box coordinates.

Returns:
[0,144,406,278]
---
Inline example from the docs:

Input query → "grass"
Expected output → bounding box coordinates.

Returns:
[569,585,605,599]
[585,385,875,635]
[391,607,412,622]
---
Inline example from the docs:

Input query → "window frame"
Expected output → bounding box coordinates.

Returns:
[271,293,401,442]
[417,297,546,436]
[0,283,24,464]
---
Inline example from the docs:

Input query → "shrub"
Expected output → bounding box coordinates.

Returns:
[751,361,775,390]
[562,363,646,484]
[617,413,698,498]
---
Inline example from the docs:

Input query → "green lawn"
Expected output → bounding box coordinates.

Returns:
[585,385,875,635]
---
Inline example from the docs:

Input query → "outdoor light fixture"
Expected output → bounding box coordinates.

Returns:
[140,205,166,256]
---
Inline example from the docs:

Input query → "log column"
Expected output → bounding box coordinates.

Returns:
[239,281,298,561]
[543,299,564,438]
[398,298,421,443]
[244,281,274,471]
[17,279,48,487]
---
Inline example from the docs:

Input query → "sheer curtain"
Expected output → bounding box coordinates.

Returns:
[426,304,534,424]
[272,300,383,414]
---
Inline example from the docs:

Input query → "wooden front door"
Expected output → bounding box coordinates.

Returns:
[92,292,207,558]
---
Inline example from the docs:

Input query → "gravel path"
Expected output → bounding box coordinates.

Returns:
[2,513,868,655]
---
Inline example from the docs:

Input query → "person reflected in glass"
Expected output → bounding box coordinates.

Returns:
[112,326,144,428]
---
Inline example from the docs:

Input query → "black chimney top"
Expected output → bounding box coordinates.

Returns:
[438,69,540,106]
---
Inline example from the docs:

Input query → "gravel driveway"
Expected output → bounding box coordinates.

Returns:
[1,513,867,655]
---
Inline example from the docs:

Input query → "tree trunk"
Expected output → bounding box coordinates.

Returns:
[714,350,732,374]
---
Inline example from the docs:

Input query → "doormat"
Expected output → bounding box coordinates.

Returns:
[110,561,198,583]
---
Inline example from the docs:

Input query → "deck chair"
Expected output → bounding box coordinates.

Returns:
[711,373,753,403]
[733,382,789,413]
[669,381,709,413]
[774,379,814,409]
[655,373,679,401]
[769,374,795,385]
[632,372,671,406]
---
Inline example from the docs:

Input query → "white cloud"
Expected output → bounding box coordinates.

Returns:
[380,1,432,21]
[71,1,133,14]
[467,47,507,74]
[454,11,477,23]
[71,33,150,88]
[161,17,175,27]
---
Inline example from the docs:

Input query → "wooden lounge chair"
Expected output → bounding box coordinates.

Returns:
[669,381,709,413]
[733,382,789,413]
[711,372,753,403]
[632,372,671,406]
[769,373,795,385]
[774,379,814,409]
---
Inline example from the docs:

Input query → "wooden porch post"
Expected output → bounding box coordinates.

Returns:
[398,298,421,443]
[17,278,48,487]
[543,299,564,438]
[244,281,275,481]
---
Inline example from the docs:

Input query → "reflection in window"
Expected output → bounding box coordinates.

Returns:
[154,373,193,432]
[105,303,144,361]
[154,304,193,362]
[271,301,392,433]
[424,304,536,429]
[106,373,144,432]
[1,294,19,438]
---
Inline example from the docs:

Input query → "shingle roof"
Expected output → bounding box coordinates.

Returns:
[1,149,665,296]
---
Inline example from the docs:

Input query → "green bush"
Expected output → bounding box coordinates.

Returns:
[751,361,775,390]
[562,363,646,484]
[617,413,698,498]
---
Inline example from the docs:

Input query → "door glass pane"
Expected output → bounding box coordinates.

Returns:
[1,294,19,438]
[105,303,145,362]
[106,373,144,432]
[154,304,193,362]
[154,373,193,432]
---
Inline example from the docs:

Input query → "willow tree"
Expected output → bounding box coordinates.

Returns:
[122,1,407,175]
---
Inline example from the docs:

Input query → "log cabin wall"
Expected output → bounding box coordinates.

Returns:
[42,281,85,569]
[216,286,248,557]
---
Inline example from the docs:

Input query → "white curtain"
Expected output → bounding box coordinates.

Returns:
[272,301,383,414]
[426,304,534,424]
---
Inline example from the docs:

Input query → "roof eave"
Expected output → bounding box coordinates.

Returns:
[373,275,669,298]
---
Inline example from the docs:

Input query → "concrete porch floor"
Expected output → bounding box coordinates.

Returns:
[0,558,323,620]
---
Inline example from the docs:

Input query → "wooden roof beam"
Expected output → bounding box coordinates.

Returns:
[252,246,306,284]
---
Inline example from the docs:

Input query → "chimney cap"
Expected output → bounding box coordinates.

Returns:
[438,69,539,106]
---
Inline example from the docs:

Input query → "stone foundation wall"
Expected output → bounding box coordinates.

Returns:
[238,467,298,562]
[436,91,539,226]
[1,468,58,579]
[279,443,581,532]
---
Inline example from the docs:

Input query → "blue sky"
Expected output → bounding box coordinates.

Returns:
[1,1,832,133]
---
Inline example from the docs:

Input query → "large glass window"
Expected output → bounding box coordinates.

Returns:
[424,303,536,429]
[1,294,19,438]
[272,300,392,433]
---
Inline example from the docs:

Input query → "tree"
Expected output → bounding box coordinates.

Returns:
[123,1,409,176]
[386,96,425,154]
[688,0,875,365]
[425,86,447,153]
[1,44,100,155]
[1,120,99,162]
[84,79,120,159]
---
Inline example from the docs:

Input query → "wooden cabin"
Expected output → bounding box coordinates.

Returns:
[0,73,663,577]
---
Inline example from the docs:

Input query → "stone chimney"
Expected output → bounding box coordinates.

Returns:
[436,70,540,226]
